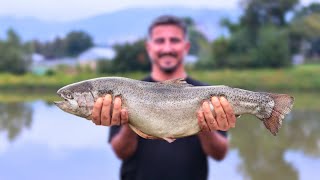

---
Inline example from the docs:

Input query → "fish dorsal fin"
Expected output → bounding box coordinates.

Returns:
[160,78,193,87]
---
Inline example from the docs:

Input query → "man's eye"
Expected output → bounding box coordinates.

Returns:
[170,38,181,43]
[154,39,164,44]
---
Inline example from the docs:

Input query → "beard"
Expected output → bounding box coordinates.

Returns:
[158,60,181,74]
[154,52,183,74]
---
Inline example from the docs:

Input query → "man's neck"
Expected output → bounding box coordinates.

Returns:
[151,65,187,81]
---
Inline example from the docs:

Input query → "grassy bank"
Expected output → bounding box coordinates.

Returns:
[0,64,319,92]
[189,64,320,92]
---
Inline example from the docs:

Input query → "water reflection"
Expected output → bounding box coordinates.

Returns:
[0,98,319,180]
[0,100,121,180]
[0,102,33,141]
[230,110,320,180]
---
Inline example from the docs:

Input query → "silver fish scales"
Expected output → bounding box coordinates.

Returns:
[55,77,294,142]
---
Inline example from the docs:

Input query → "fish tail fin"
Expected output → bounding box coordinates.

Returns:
[262,93,294,136]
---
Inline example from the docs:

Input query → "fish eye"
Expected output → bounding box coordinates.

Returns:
[66,94,73,99]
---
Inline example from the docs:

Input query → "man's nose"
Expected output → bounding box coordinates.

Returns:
[162,41,173,52]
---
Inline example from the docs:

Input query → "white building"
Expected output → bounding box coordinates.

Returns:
[77,47,116,69]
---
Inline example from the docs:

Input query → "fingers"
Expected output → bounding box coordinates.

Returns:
[220,97,236,128]
[211,96,229,130]
[199,96,237,132]
[92,94,126,126]
[100,94,112,126]
[111,97,122,126]
[197,110,209,132]
[92,97,103,125]
[121,109,129,125]
[202,101,218,131]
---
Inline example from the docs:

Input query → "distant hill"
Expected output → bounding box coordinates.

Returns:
[0,7,241,45]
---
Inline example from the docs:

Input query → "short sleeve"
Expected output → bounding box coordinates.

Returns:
[108,126,121,143]
[217,130,228,137]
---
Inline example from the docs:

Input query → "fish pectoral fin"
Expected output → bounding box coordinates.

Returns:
[163,137,176,143]
[128,124,158,140]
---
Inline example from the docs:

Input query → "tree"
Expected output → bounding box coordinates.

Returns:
[28,31,93,59]
[238,0,299,45]
[98,39,150,73]
[289,3,320,55]
[180,17,210,56]
[251,26,291,68]
[65,31,93,57]
[0,29,31,74]
[240,0,299,26]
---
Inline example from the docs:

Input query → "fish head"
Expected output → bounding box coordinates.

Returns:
[54,82,94,119]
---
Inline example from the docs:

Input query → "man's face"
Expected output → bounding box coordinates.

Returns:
[146,25,190,74]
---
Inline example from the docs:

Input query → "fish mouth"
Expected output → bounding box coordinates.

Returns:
[54,92,69,106]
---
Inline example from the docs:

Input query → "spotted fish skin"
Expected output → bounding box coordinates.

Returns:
[55,77,294,140]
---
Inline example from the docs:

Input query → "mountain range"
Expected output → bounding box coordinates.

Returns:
[0,7,242,45]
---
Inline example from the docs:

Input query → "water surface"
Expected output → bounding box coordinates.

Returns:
[0,93,319,180]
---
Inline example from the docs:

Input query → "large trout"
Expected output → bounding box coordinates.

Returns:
[55,77,294,142]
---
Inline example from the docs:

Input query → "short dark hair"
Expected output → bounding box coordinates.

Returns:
[148,15,188,39]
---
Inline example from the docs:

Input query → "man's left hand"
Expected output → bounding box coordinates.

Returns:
[197,96,236,131]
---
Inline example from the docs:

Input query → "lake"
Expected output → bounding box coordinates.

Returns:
[0,92,319,180]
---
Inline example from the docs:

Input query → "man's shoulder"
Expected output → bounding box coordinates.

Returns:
[142,75,210,86]
[185,77,209,86]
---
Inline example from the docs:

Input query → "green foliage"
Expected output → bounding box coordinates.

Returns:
[183,18,210,56]
[289,5,320,56]
[293,2,320,19]
[64,31,93,57]
[240,0,299,27]
[45,69,56,76]
[202,26,290,69]
[188,28,209,55]
[290,13,320,39]
[97,59,114,74]
[211,37,230,68]
[30,30,93,58]
[195,39,215,70]
[196,0,306,69]
[0,29,31,74]
[251,26,291,68]
[98,40,150,73]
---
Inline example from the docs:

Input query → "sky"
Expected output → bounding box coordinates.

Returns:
[0,0,318,22]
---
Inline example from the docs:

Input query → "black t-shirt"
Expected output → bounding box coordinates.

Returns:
[109,76,227,180]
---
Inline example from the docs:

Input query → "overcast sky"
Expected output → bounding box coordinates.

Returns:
[0,0,318,22]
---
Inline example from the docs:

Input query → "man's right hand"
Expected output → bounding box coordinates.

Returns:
[92,94,129,126]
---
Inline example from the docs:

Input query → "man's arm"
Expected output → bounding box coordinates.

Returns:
[197,96,236,160]
[92,94,138,160]
[110,125,138,160]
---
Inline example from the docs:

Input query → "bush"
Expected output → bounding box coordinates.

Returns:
[251,26,291,68]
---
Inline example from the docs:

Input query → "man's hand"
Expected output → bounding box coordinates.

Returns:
[92,94,129,126]
[92,95,136,160]
[197,96,236,131]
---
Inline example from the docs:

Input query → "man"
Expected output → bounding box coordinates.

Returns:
[92,15,237,180]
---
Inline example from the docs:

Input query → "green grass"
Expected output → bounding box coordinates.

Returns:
[0,64,319,92]
[0,65,319,110]
[0,71,147,91]
[189,64,320,92]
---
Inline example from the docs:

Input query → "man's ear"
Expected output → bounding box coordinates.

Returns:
[184,41,191,55]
